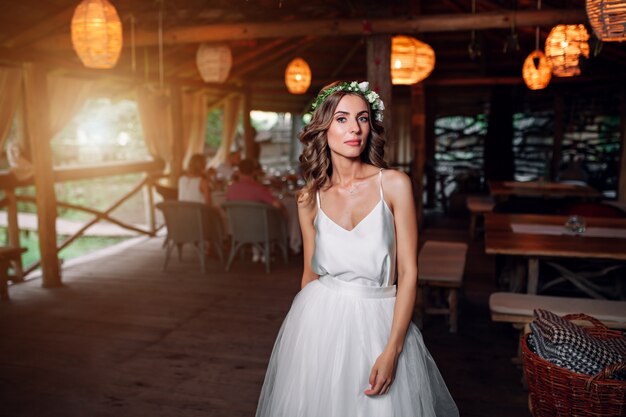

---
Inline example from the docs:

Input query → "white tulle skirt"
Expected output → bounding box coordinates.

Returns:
[255,276,459,417]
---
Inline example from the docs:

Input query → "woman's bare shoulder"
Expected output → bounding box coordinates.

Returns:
[382,169,412,193]
[296,190,317,213]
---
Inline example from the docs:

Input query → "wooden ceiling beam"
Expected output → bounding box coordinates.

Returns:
[2,6,75,48]
[229,36,316,80]
[37,9,586,49]
[425,73,626,86]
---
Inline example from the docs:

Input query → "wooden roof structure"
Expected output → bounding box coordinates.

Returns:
[1,0,625,288]
[1,0,624,113]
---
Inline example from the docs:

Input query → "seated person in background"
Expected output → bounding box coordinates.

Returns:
[178,153,211,205]
[227,158,284,263]
[226,158,282,210]
[205,166,222,191]
[216,150,241,182]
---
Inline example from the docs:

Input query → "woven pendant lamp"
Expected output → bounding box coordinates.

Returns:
[284,58,311,94]
[196,44,232,83]
[545,24,590,77]
[71,0,123,69]
[391,35,435,85]
[522,50,552,90]
[586,0,626,42]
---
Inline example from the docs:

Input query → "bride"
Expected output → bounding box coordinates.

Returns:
[255,81,459,417]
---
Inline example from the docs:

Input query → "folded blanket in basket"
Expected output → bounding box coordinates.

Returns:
[528,309,626,378]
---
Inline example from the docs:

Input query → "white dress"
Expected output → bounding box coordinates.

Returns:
[256,170,459,417]
[178,176,205,203]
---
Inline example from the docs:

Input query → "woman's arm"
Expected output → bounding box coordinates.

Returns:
[297,192,319,289]
[365,170,418,396]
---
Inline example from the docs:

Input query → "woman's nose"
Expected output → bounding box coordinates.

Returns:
[349,119,361,133]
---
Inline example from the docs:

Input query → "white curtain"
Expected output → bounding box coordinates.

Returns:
[0,66,23,149]
[182,91,208,168]
[208,94,240,168]
[136,86,174,166]
[47,74,94,138]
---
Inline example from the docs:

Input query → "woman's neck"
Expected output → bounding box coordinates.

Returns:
[330,155,366,187]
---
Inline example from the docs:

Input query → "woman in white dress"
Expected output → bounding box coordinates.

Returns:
[178,153,211,205]
[255,81,458,417]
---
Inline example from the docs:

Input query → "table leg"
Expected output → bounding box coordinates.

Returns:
[527,258,539,294]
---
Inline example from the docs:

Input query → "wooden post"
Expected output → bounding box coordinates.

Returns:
[484,86,515,181]
[242,88,256,161]
[411,83,426,229]
[425,87,437,208]
[366,35,392,156]
[22,63,60,287]
[5,188,23,280]
[144,177,157,235]
[551,94,565,181]
[170,85,184,181]
[619,88,626,202]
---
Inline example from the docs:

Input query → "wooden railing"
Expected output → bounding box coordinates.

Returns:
[0,159,166,279]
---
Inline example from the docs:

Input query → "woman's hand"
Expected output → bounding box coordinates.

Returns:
[364,347,400,396]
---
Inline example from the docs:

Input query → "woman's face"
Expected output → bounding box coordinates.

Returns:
[326,94,370,160]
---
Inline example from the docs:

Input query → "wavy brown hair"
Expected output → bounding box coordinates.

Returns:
[298,81,387,204]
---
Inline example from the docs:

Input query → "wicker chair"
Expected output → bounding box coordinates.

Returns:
[222,201,288,273]
[157,201,224,273]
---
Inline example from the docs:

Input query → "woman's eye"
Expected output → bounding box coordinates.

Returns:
[359,116,369,123]
[336,117,347,123]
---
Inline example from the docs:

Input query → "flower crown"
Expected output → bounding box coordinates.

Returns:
[310,81,385,122]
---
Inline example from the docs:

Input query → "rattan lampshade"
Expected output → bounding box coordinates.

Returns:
[545,24,590,77]
[391,35,435,85]
[196,44,232,83]
[284,58,311,94]
[522,50,552,90]
[586,0,626,42]
[71,0,123,69]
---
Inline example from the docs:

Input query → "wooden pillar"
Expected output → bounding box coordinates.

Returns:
[143,179,157,235]
[170,85,184,180]
[484,86,515,181]
[411,83,426,229]
[5,188,23,280]
[366,35,392,155]
[242,89,256,161]
[425,87,437,208]
[551,94,565,181]
[22,63,60,287]
[619,88,626,202]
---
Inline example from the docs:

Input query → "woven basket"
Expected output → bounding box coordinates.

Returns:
[521,313,626,417]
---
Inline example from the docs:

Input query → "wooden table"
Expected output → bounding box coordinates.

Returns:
[0,246,27,301]
[488,180,602,201]
[484,213,626,298]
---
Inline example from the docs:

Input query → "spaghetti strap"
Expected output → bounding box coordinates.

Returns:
[379,168,384,201]
[316,190,321,208]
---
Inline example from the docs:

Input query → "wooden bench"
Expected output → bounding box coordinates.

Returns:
[466,195,495,239]
[490,292,626,367]
[489,292,626,329]
[416,241,468,333]
[0,247,27,301]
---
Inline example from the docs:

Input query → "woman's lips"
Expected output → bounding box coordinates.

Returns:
[345,139,361,146]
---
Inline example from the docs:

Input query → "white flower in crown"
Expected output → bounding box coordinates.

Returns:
[366,91,379,103]
[377,100,385,111]
[358,82,369,92]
